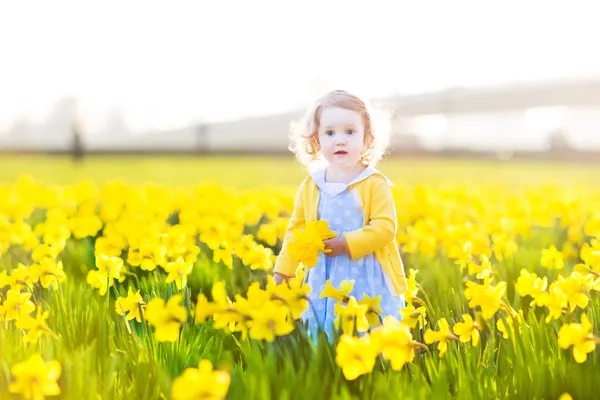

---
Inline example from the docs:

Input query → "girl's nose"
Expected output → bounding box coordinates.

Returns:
[335,134,347,144]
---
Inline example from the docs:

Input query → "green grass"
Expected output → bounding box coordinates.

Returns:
[1,154,600,188]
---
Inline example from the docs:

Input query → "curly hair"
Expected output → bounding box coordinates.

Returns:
[288,89,393,169]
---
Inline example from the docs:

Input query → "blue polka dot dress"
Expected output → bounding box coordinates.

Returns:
[302,167,406,341]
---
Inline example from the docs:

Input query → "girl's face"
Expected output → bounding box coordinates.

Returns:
[316,107,366,170]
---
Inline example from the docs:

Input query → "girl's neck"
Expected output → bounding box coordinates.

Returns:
[324,164,367,184]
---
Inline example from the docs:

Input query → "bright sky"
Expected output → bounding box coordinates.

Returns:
[1,0,599,134]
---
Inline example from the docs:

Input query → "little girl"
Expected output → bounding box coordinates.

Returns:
[273,89,408,340]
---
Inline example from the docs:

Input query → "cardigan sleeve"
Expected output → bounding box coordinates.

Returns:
[343,175,397,260]
[273,178,307,277]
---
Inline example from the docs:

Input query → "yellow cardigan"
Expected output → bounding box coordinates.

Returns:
[273,170,408,296]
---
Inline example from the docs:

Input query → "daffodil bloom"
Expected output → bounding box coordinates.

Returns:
[288,230,321,268]
[0,270,11,289]
[115,287,144,323]
[397,222,437,255]
[29,258,66,290]
[195,280,304,340]
[555,272,593,312]
[257,222,279,247]
[164,256,193,290]
[448,241,474,267]
[491,232,518,261]
[86,254,124,296]
[199,223,231,251]
[15,304,53,344]
[288,220,336,268]
[535,283,568,323]
[464,276,507,320]
[127,242,167,272]
[0,289,36,321]
[320,279,354,303]
[583,213,600,237]
[211,283,247,333]
[496,312,523,339]
[9,353,61,400]
[540,245,564,270]
[558,313,598,363]
[400,303,427,330]
[334,296,370,335]
[403,269,420,305]
[194,293,224,325]
[466,254,493,279]
[267,278,310,320]
[240,242,274,271]
[515,269,547,301]
[424,318,457,356]
[94,236,125,258]
[452,314,480,346]
[335,334,378,380]
[144,295,187,342]
[370,316,418,371]
[31,243,61,263]
[358,294,382,328]
[580,239,600,272]
[213,247,233,269]
[248,301,295,342]
[8,263,38,291]
[171,359,230,400]
[68,214,103,239]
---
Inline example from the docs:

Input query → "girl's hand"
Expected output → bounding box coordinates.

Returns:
[323,236,350,257]
[273,272,291,285]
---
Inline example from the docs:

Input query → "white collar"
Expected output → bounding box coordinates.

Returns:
[309,166,394,191]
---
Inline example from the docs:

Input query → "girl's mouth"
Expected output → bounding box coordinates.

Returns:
[334,150,347,155]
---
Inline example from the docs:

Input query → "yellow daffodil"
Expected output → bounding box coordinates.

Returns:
[358,294,383,328]
[424,318,457,356]
[144,294,187,342]
[248,301,295,342]
[466,254,494,279]
[115,287,145,323]
[0,289,36,321]
[288,220,336,268]
[370,316,418,371]
[320,279,354,303]
[9,353,61,400]
[541,245,564,270]
[15,303,53,344]
[335,334,378,380]
[334,296,370,335]
[558,313,598,363]
[515,269,547,301]
[164,256,194,290]
[535,283,569,323]
[171,359,230,400]
[400,303,427,330]
[86,254,124,296]
[464,276,507,320]
[403,269,420,305]
[452,314,481,346]
[29,258,66,290]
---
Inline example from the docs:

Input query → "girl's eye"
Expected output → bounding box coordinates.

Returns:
[325,130,335,136]
[346,129,355,135]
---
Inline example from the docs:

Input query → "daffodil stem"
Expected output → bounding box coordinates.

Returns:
[303,296,324,337]
[138,301,149,344]
[50,272,63,296]
[20,281,37,303]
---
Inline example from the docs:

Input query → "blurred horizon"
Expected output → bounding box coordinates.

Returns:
[1,0,599,155]
[2,2,600,127]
